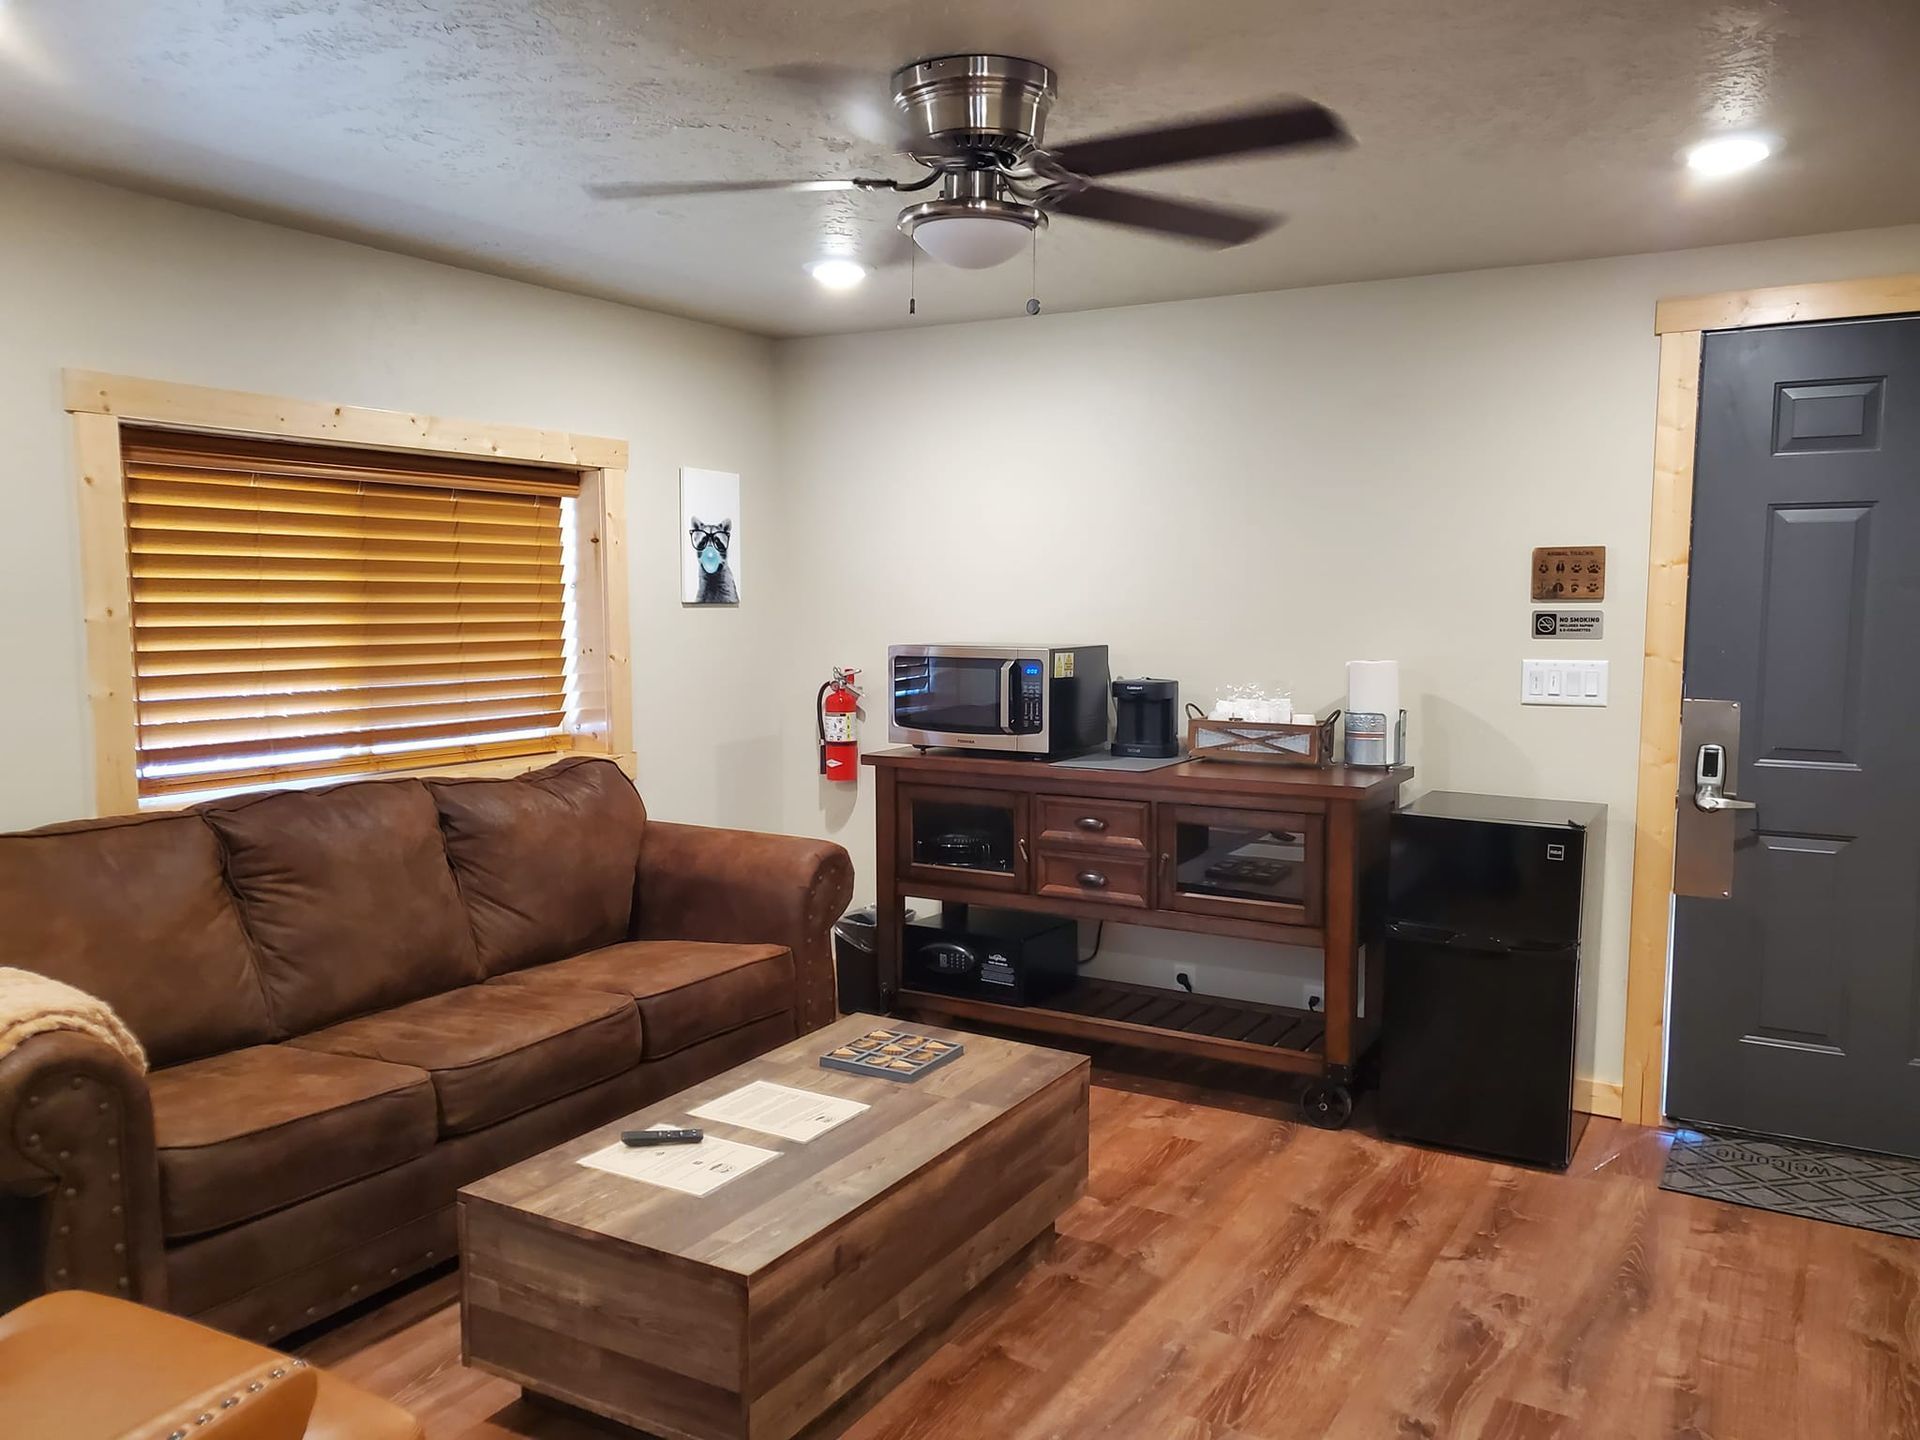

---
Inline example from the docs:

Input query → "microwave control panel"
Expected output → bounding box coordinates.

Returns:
[1018,660,1045,731]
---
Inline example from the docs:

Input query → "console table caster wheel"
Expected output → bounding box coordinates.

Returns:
[1300,1081,1353,1130]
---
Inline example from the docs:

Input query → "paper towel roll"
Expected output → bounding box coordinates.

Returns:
[1347,660,1400,719]
[1345,660,1402,767]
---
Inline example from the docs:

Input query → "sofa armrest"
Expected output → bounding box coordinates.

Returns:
[0,1031,164,1309]
[634,822,854,1034]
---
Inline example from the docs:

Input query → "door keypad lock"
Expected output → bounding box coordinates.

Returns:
[1693,742,1757,814]
[1676,699,1751,900]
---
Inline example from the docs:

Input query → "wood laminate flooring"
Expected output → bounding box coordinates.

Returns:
[300,1067,1920,1440]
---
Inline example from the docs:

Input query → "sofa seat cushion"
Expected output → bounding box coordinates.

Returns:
[149,1045,437,1239]
[491,941,795,1059]
[289,985,640,1136]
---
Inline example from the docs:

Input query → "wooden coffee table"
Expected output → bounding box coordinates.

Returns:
[457,1014,1089,1440]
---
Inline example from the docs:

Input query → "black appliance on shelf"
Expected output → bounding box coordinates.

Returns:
[903,909,1076,1006]
[1111,677,1180,759]
[1381,791,1605,1170]
[914,829,1004,871]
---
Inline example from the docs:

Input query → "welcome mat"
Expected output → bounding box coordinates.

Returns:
[1661,1129,1920,1239]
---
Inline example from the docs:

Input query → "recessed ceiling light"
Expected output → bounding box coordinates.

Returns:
[807,259,867,290]
[1685,135,1772,177]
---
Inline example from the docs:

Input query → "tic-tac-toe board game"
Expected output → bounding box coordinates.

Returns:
[820,1027,965,1083]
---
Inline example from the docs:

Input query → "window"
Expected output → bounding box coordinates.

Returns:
[120,429,583,802]
[68,373,630,814]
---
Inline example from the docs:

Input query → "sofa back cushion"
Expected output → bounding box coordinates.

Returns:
[201,779,481,1033]
[428,757,647,975]
[0,813,274,1066]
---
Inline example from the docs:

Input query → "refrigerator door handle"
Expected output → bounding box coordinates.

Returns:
[1386,919,1461,945]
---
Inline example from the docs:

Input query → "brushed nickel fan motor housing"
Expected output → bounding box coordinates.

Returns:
[891,54,1056,166]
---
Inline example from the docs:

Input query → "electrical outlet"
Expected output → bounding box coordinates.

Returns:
[1302,982,1325,1013]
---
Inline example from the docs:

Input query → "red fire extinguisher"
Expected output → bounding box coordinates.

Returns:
[818,668,861,784]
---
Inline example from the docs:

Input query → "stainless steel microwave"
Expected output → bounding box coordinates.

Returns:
[887,645,1111,757]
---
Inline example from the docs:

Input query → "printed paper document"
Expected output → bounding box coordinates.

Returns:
[689,1080,869,1143]
[577,1126,777,1197]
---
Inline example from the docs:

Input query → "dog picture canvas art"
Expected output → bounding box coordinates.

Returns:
[680,468,742,605]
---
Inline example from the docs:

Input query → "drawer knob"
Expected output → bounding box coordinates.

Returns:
[1077,871,1109,889]
[1075,816,1108,832]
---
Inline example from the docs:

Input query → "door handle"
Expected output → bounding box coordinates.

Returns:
[1693,742,1757,813]
[1676,701,1750,901]
[1695,791,1757,813]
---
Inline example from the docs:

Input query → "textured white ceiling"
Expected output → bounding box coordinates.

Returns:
[0,0,1916,336]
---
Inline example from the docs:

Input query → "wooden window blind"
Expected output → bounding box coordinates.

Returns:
[120,427,580,799]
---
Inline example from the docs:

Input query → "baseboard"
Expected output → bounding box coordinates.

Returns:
[1574,1076,1624,1118]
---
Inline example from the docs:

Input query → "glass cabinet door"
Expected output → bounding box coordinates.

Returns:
[898,783,1029,892]
[1157,805,1323,926]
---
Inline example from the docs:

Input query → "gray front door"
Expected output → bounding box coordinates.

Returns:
[1667,316,1920,1155]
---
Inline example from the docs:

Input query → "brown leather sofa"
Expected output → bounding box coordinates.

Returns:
[0,1290,421,1439]
[0,756,852,1343]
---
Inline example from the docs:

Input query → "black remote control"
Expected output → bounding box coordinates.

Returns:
[621,1128,703,1147]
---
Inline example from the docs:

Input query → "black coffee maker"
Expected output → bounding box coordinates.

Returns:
[1111,678,1181,759]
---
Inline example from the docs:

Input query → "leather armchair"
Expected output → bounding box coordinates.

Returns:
[0,1290,421,1439]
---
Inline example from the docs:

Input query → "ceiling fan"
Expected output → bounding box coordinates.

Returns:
[589,54,1353,271]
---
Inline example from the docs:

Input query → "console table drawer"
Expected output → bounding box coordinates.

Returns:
[1035,852,1152,908]
[1035,795,1150,854]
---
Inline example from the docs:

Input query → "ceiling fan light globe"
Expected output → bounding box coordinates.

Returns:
[909,215,1033,269]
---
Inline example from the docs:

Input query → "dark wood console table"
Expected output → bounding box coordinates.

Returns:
[865,748,1411,1127]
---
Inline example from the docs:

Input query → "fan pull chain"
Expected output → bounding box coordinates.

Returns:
[909,243,916,316]
[1026,230,1041,316]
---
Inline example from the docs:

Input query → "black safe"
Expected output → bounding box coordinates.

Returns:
[903,909,1077,1006]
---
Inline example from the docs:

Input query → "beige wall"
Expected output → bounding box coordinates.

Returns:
[7,153,1919,1093]
[0,160,784,833]
[772,222,1920,1091]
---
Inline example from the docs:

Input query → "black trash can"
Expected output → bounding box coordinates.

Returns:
[832,906,915,1016]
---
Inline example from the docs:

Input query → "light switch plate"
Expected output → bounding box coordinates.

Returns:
[1522,658,1608,706]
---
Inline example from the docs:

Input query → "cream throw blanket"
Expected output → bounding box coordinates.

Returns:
[0,968,147,1073]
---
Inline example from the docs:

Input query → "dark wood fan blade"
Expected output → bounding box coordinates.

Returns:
[1048,184,1280,246]
[1044,100,1350,178]
[587,178,873,200]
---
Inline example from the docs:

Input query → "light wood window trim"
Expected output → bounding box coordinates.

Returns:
[67,372,632,814]
[1623,275,1920,1127]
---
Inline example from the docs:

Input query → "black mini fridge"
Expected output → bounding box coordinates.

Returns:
[1381,791,1605,1169]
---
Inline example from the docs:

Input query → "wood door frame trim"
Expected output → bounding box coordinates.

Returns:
[1622,274,1920,1127]
[65,370,633,814]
